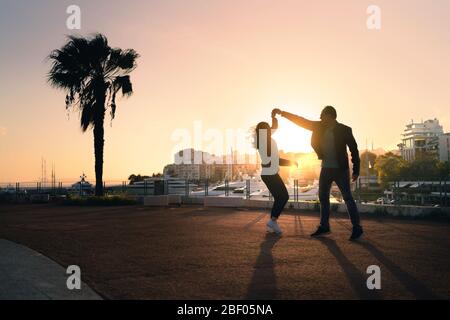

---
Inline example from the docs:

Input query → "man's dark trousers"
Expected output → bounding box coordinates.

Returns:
[318,168,361,228]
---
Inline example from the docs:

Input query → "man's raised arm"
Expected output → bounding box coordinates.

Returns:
[272,108,319,131]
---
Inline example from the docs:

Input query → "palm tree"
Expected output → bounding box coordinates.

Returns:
[48,34,139,196]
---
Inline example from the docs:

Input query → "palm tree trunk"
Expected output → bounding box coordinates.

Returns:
[93,82,107,196]
[93,117,105,196]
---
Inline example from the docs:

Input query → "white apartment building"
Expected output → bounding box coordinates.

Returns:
[398,119,444,161]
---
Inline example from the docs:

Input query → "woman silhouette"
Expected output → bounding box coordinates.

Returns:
[255,113,297,235]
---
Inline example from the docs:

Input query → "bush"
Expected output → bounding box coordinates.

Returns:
[62,195,137,206]
[0,194,13,203]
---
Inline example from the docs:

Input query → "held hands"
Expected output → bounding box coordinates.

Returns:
[271,108,283,118]
[272,107,299,169]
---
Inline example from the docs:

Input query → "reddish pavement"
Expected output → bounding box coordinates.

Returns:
[0,204,449,299]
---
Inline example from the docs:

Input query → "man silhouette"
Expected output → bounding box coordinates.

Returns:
[272,106,363,240]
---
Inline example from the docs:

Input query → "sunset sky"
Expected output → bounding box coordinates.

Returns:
[1,0,450,182]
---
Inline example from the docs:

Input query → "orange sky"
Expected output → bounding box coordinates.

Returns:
[1,0,450,182]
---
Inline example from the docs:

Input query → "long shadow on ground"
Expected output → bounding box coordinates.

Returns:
[246,233,281,299]
[316,237,381,300]
[355,240,438,299]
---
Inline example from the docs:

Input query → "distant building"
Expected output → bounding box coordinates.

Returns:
[163,148,260,182]
[357,175,380,190]
[163,163,205,180]
[439,133,450,162]
[398,119,443,161]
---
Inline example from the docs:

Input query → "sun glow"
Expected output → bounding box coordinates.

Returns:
[272,119,313,153]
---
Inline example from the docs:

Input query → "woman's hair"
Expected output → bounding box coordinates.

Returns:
[255,121,272,156]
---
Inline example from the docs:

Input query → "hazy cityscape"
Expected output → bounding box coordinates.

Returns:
[2,117,450,208]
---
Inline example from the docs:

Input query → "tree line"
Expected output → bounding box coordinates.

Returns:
[363,151,450,187]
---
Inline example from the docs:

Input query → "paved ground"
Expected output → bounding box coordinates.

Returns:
[0,239,101,299]
[0,204,449,299]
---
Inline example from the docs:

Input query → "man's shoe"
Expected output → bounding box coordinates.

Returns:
[349,226,363,241]
[310,225,330,237]
[267,219,283,235]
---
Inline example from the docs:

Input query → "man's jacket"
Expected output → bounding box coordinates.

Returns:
[281,111,360,176]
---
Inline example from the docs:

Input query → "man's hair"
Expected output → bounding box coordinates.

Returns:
[321,106,337,119]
